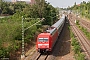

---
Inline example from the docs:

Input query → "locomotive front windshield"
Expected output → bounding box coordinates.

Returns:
[38,38,48,42]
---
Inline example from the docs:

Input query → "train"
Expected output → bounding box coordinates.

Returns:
[36,14,66,53]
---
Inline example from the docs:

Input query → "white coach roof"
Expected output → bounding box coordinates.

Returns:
[52,14,65,29]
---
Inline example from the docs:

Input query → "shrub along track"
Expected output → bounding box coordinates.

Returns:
[69,18,90,60]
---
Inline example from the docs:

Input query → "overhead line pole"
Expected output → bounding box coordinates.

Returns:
[21,16,25,59]
[21,17,44,59]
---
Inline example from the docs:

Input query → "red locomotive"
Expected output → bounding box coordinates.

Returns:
[36,14,66,53]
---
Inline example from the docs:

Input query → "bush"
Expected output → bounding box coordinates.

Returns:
[70,32,74,38]
[71,38,79,46]
[68,26,70,30]
[73,45,81,54]
[0,47,10,58]
[75,52,85,60]
[71,37,76,46]
[76,20,79,25]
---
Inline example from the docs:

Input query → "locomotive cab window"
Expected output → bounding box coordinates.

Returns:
[38,38,48,42]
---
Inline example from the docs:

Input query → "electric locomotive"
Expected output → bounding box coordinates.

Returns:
[36,14,66,53]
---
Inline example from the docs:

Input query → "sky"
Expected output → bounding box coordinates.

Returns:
[45,0,89,8]
[4,0,90,8]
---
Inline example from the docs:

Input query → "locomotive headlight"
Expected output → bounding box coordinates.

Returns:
[44,44,49,48]
[38,44,42,48]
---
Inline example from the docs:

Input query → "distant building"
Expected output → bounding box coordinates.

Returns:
[12,0,17,3]
[30,0,36,5]
[11,0,35,4]
[77,4,80,6]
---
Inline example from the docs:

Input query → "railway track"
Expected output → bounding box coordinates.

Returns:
[71,14,90,32]
[69,20,90,60]
[31,53,48,60]
[79,22,90,32]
